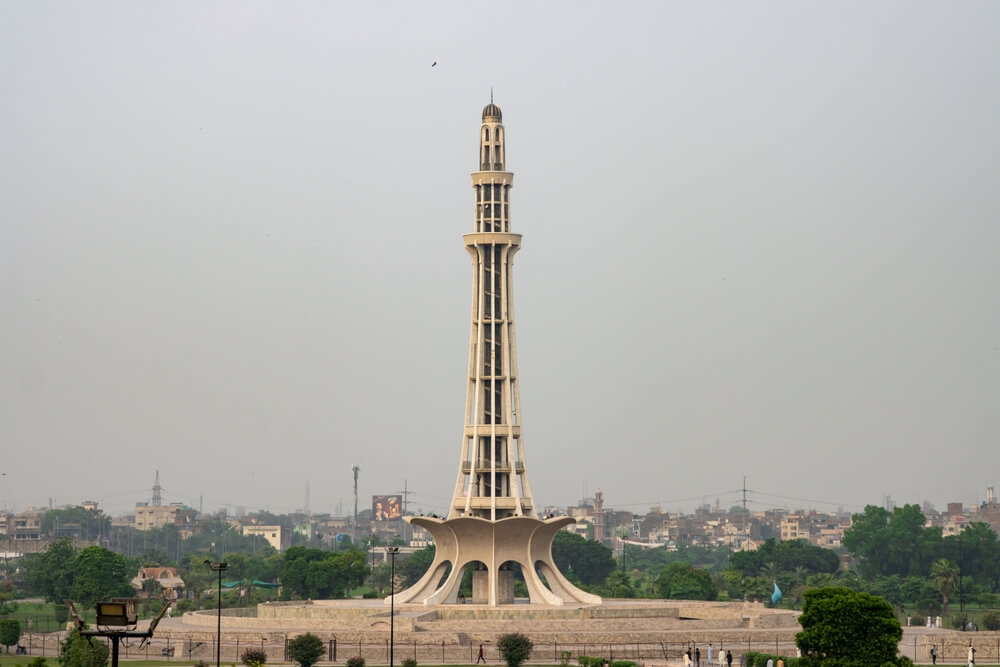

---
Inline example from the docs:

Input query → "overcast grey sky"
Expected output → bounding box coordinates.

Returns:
[2,2,998,520]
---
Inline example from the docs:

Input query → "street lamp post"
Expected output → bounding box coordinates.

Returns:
[205,560,228,667]
[385,547,400,667]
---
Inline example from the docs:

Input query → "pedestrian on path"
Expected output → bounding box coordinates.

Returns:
[930,645,937,665]
[477,644,486,664]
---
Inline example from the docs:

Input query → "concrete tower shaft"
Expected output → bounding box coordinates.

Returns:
[450,100,534,521]
[395,101,599,606]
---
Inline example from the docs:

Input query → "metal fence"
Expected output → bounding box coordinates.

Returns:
[15,633,1000,664]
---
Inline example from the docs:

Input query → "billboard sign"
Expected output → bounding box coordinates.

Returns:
[372,495,402,521]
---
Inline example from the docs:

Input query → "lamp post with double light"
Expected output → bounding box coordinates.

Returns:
[205,560,228,667]
[385,547,400,667]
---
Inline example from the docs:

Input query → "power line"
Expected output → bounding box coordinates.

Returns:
[747,489,864,510]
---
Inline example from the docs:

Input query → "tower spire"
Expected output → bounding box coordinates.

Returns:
[152,470,162,506]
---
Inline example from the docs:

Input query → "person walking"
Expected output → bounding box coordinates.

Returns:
[968,645,976,667]
[477,644,486,664]
[930,645,937,665]
[696,647,701,667]
[707,644,713,667]
[718,648,725,667]
[726,650,733,667]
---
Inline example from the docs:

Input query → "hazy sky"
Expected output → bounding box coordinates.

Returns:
[2,2,998,520]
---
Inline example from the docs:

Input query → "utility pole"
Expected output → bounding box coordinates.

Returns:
[741,476,748,549]
[396,480,415,543]
[352,465,360,546]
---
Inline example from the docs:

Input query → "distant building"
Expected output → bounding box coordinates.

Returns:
[135,502,187,531]
[242,524,289,551]
[780,515,807,541]
[131,566,185,599]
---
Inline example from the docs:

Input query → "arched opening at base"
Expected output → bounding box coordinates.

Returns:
[465,560,489,604]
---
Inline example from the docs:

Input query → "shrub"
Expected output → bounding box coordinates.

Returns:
[401,659,417,667]
[240,648,267,665]
[982,610,1000,631]
[559,651,573,666]
[31,658,48,667]
[950,613,969,630]
[611,662,636,667]
[0,618,21,652]
[194,661,209,667]
[58,630,109,667]
[346,657,365,667]
[910,615,926,627]
[795,587,905,667]
[287,633,325,667]
[497,633,533,667]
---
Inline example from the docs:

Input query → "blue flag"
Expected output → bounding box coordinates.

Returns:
[771,581,783,605]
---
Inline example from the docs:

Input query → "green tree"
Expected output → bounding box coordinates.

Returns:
[602,570,636,598]
[551,531,615,586]
[58,629,109,667]
[655,562,717,600]
[0,618,21,653]
[728,539,839,578]
[25,538,77,603]
[280,547,368,599]
[42,507,110,542]
[400,545,435,587]
[179,554,213,604]
[929,559,959,615]
[70,546,133,607]
[944,523,1000,591]
[497,632,533,667]
[843,504,939,580]
[286,633,325,667]
[0,581,17,615]
[796,586,904,667]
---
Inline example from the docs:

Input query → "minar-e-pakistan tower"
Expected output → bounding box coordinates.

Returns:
[393,100,600,607]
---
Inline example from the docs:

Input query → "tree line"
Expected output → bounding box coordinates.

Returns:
[10,503,1000,626]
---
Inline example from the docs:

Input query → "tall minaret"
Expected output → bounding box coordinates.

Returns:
[395,101,600,607]
[450,98,535,521]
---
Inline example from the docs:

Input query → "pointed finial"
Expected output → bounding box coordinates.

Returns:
[491,87,494,103]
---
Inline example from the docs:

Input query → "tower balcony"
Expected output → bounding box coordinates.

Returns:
[458,497,533,511]
[461,459,525,474]
[464,425,521,438]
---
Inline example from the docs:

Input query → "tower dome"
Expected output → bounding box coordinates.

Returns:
[482,101,502,121]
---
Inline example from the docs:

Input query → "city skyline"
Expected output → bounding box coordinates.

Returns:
[2,4,998,520]
[2,472,996,520]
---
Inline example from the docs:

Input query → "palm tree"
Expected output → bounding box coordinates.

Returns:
[930,558,959,615]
